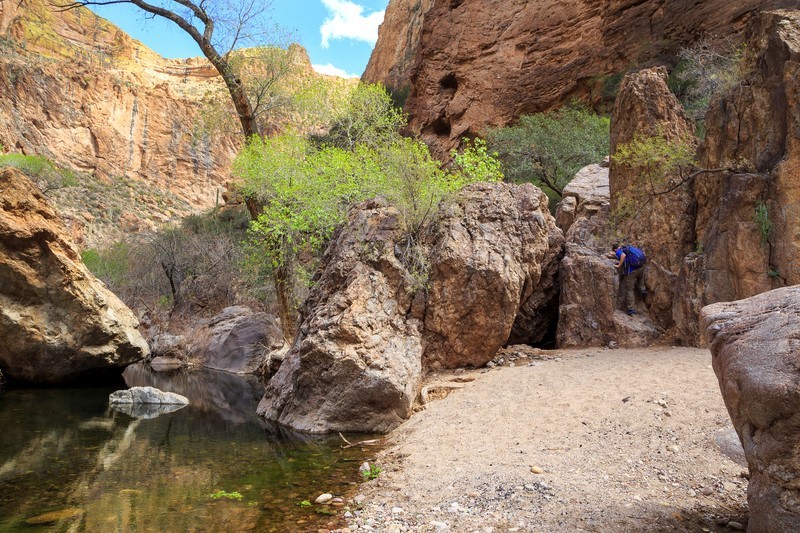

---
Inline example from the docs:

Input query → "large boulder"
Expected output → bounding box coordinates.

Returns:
[187,306,285,375]
[0,168,148,384]
[259,183,565,433]
[423,183,563,368]
[258,199,424,434]
[556,163,661,348]
[702,286,800,532]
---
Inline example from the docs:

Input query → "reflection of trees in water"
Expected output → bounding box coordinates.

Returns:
[122,363,264,426]
[0,373,368,531]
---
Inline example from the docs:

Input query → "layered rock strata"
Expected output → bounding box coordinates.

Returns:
[0,168,148,384]
[703,287,800,532]
[365,0,795,157]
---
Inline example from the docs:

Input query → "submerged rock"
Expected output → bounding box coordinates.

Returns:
[0,168,148,384]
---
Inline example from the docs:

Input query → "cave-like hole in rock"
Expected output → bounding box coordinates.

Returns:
[439,73,458,91]
[431,117,452,136]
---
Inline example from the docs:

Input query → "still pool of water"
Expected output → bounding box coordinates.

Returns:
[0,364,376,532]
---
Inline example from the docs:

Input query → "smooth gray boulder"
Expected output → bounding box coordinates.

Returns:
[109,386,189,405]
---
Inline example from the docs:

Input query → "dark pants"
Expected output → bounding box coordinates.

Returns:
[622,267,645,311]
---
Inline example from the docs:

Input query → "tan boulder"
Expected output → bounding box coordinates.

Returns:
[258,199,424,434]
[0,168,148,383]
[556,164,661,347]
[609,66,697,332]
[365,0,791,157]
[423,182,563,368]
[702,286,800,532]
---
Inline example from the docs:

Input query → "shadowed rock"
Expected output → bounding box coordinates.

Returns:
[703,286,800,532]
[187,306,285,375]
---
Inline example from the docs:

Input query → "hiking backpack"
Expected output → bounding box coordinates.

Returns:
[623,245,647,269]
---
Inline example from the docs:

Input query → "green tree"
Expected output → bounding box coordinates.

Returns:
[55,0,283,139]
[486,105,609,201]
[234,85,502,332]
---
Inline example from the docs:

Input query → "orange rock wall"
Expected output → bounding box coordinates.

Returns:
[366,0,797,157]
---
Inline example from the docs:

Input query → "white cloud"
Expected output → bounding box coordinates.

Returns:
[320,0,384,48]
[312,63,361,78]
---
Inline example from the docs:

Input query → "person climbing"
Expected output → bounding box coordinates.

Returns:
[612,243,647,315]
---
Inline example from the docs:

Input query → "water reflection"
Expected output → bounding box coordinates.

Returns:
[0,366,371,532]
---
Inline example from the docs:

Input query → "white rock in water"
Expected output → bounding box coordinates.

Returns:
[315,493,333,504]
[109,386,189,405]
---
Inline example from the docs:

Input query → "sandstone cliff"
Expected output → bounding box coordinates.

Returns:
[365,0,796,157]
[0,0,237,245]
[0,0,334,247]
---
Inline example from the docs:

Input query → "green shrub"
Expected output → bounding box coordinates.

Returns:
[486,104,609,201]
[754,201,772,244]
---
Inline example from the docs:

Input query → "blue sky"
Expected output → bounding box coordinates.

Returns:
[88,0,389,78]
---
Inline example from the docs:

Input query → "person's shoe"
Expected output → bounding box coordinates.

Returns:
[626,308,636,315]
[640,289,649,296]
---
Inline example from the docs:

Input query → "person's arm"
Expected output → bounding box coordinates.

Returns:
[614,252,626,269]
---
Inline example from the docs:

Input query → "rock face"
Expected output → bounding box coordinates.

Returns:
[365,0,795,157]
[677,10,800,345]
[0,168,148,384]
[556,163,661,348]
[702,287,800,532]
[609,66,697,334]
[258,199,425,434]
[259,184,564,433]
[424,183,562,368]
[187,306,285,375]
[0,1,237,247]
[362,0,434,96]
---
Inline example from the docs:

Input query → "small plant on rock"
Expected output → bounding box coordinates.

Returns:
[754,201,772,245]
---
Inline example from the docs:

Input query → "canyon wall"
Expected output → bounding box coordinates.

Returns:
[365,0,797,157]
